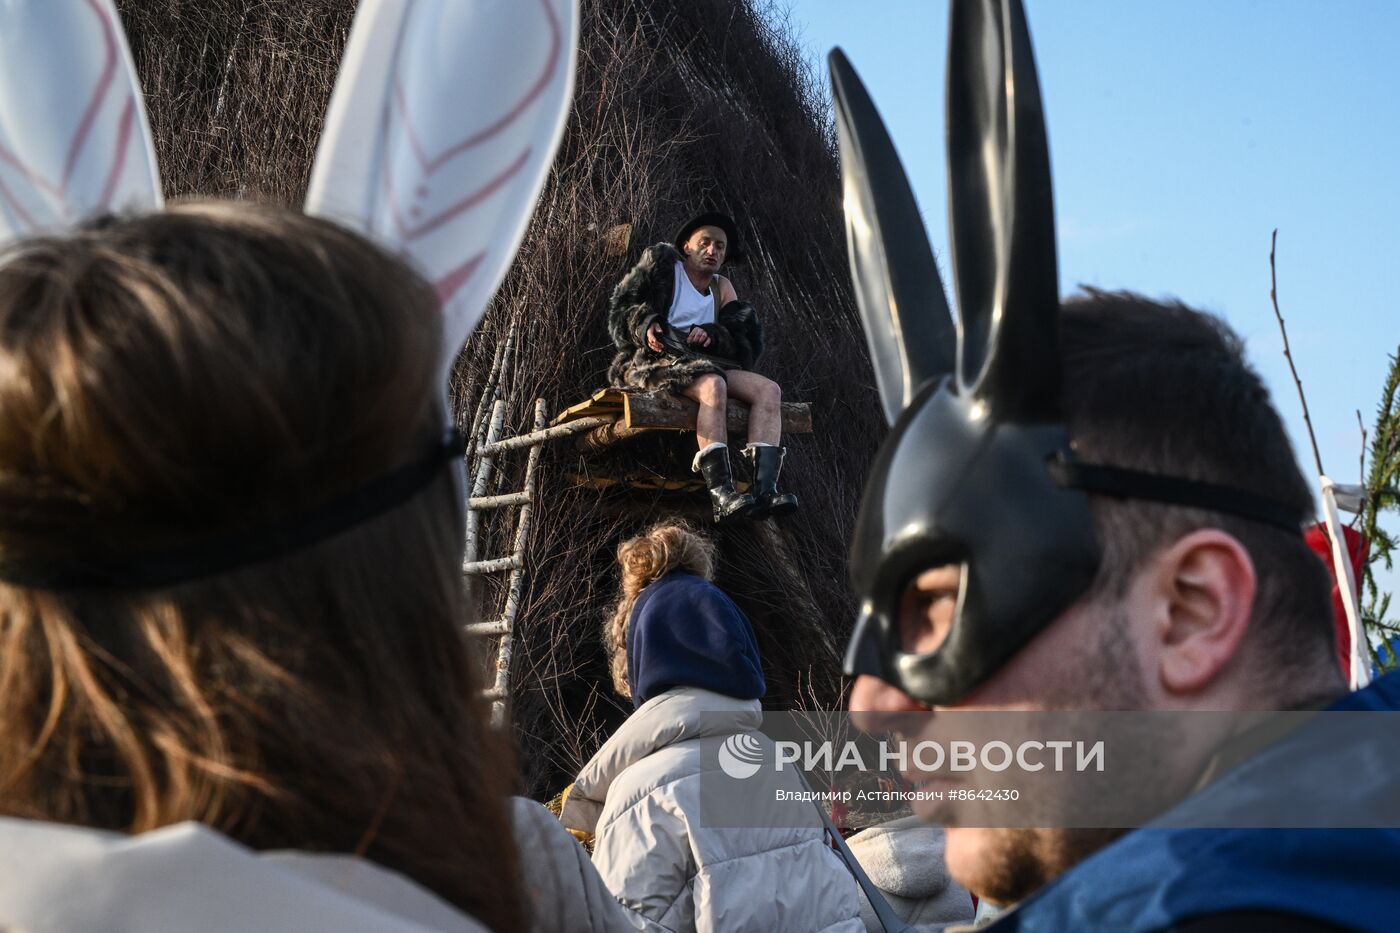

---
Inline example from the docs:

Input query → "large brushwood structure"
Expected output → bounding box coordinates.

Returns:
[119,0,885,797]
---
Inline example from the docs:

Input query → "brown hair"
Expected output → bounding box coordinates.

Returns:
[605,521,716,696]
[1060,290,1338,696]
[0,203,523,930]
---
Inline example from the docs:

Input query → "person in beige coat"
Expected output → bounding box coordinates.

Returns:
[562,523,863,932]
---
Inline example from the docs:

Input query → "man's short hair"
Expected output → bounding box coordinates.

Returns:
[1059,289,1335,677]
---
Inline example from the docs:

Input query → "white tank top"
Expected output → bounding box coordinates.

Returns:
[668,261,717,330]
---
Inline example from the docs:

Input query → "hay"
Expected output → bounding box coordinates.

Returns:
[120,0,886,798]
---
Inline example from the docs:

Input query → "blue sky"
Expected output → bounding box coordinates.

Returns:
[789,0,1400,599]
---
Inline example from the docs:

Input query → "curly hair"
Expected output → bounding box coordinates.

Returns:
[604,521,717,696]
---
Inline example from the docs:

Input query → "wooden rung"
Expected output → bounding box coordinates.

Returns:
[468,491,530,510]
[624,392,813,434]
[466,618,511,636]
[463,554,522,574]
[476,415,615,457]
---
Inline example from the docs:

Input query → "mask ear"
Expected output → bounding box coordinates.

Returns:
[305,0,579,384]
[947,0,1060,421]
[0,0,163,247]
[830,49,956,426]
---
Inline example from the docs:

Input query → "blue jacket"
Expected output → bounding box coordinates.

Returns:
[991,672,1400,932]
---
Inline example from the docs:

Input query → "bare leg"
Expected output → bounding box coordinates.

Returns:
[680,373,728,451]
[724,370,797,517]
[723,370,782,446]
[682,373,754,522]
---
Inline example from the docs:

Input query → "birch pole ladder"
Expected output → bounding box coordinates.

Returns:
[460,325,614,723]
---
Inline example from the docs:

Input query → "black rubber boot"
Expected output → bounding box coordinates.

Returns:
[698,445,756,524]
[743,445,799,520]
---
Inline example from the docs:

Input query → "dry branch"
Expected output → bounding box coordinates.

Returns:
[1269,229,1327,479]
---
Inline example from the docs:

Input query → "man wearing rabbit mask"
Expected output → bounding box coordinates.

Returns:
[834,0,1399,930]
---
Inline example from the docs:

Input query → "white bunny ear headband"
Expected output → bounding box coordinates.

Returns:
[305,0,578,384]
[0,1,164,238]
[0,0,578,591]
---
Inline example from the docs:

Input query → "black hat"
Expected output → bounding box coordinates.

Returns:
[675,211,743,261]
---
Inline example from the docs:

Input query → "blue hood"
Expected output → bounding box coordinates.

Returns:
[626,571,765,708]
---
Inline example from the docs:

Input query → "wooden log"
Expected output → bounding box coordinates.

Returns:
[576,418,648,454]
[577,407,817,454]
[623,392,813,434]
[564,388,814,454]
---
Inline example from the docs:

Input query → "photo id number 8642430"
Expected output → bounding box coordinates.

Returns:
[946,788,1020,802]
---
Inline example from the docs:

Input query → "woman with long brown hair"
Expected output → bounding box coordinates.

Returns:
[0,205,559,931]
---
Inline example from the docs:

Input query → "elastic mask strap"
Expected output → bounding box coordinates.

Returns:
[1048,454,1304,534]
[0,430,467,592]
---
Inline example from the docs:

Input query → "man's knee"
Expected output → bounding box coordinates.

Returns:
[694,373,726,404]
[757,376,781,409]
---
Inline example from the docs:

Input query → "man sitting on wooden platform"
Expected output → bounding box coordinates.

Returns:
[606,211,798,524]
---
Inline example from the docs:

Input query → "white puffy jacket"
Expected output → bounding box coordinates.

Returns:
[0,816,487,932]
[560,687,863,933]
[846,816,975,931]
[512,796,638,931]
[0,800,630,933]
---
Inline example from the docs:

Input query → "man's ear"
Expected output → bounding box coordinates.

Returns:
[1149,529,1257,696]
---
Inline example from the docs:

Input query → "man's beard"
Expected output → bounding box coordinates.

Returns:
[948,602,1149,906]
[948,825,1128,906]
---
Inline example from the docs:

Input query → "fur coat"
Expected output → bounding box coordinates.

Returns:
[606,243,763,391]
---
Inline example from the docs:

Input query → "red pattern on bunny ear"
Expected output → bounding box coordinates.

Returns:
[0,0,163,245]
[305,0,579,385]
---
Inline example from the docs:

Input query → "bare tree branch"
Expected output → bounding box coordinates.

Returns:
[1270,229,1327,479]
[1354,409,1368,528]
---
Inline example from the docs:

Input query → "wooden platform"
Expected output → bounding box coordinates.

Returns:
[554,387,813,453]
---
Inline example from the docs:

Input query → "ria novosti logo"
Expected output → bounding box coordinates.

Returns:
[717,734,1105,781]
[718,733,765,779]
